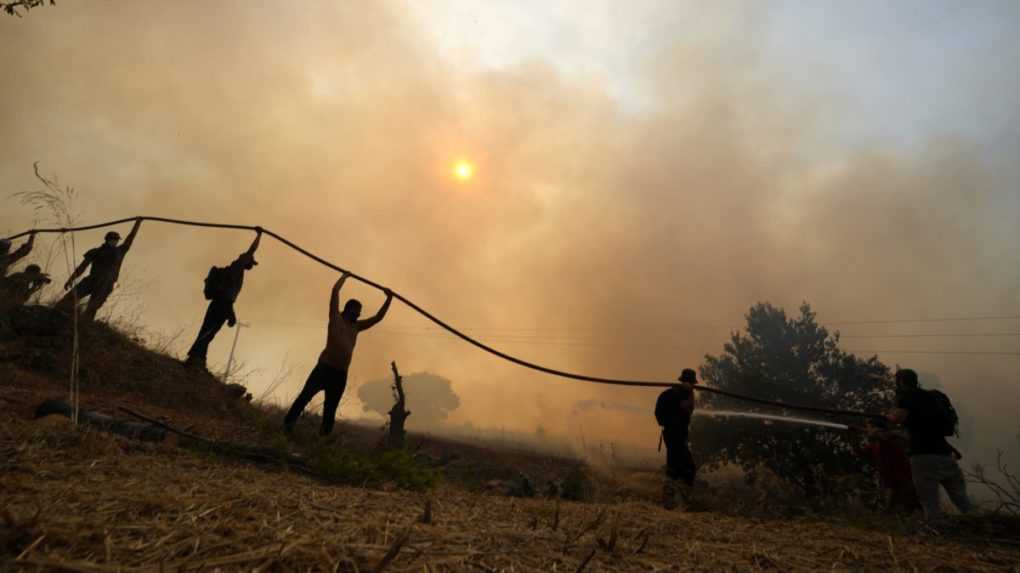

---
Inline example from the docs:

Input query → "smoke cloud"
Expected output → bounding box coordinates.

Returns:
[1,2,1017,467]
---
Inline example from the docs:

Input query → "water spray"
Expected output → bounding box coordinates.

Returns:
[696,409,850,430]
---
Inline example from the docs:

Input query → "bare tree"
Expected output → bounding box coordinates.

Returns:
[967,440,1020,517]
[386,361,411,449]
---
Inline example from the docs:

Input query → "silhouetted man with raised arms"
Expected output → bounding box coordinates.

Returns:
[655,368,698,509]
[284,272,393,436]
[185,228,262,369]
[58,219,142,320]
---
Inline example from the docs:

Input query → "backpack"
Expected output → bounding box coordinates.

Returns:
[925,389,959,437]
[203,266,229,300]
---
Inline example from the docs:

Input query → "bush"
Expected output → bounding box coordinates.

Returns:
[561,467,593,501]
[307,443,436,491]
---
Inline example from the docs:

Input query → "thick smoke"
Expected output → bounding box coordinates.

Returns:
[1,2,1017,467]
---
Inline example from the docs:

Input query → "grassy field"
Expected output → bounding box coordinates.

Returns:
[2,306,1019,571]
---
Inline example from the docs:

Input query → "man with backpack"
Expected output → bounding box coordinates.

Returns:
[184,228,262,369]
[887,368,971,523]
[655,368,699,509]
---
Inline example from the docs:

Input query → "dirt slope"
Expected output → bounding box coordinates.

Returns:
[2,306,1019,571]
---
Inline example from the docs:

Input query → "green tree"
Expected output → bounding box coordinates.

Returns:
[693,302,892,497]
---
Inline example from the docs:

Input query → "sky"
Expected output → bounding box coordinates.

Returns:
[1,1,1018,465]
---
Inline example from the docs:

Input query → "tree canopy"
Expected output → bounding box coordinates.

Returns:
[693,302,893,496]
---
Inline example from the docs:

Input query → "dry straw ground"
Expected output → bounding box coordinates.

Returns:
[2,309,1020,571]
[5,410,1020,571]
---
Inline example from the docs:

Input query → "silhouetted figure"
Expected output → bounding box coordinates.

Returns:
[887,368,971,523]
[0,264,51,313]
[58,219,142,320]
[284,272,393,436]
[655,368,698,509]
[0,231,35,277]
[185,228,262,369]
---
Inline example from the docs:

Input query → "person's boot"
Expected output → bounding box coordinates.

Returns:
[183,354,206,370]
[662,480,678,510]
[679,482,705,512]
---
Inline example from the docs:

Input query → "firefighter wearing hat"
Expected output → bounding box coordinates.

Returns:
[185,227,263,369]
[655,368,699,509]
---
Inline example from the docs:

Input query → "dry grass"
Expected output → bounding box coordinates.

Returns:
[3,416,1019,572]
[3,308,1020,571]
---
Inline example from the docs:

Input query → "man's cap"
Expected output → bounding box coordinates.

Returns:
[238,252,258,266]
[25,264,42,273]
[105,231,121,241]
[678,368,697,383]
[894,368,919,387]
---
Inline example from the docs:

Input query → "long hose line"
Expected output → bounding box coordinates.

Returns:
[4,216,885,420]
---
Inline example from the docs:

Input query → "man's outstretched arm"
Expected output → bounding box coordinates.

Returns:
[246,227,263,257]
[329,273,350,319]
[679,391,695,415]
[357,288,393,331]
[886,408,909,425]
[10,232,35,263]
[121,219,143,251]
[64,254,92,290]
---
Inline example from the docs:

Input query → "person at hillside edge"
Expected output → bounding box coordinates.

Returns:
[655,368,699,509]
[0,264,51,314]
[0,231,35,277]
[283,272,393,436]
[887,368,971,523]
[185,228,263,369]
[57,219,142,320]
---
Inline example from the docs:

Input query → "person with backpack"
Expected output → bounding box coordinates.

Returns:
[887,368,971,523]
[283,272,393,436]
[655,368,699,509]
[184,228,262,369]
[58,219,143,321]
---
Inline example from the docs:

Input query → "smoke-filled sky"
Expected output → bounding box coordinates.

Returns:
[2,1,1018,462]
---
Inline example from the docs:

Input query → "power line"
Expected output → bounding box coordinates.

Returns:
[844,349,1020,357]
[827,316,1020,325]
[255,320,1020,355]
[840,333,1020,339]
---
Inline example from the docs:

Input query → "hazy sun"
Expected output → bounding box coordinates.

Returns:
[453,160,474,181]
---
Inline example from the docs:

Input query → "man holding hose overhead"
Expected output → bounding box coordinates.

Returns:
[185,227,263,369]
[58,218,142,321]
[284,272,393,436]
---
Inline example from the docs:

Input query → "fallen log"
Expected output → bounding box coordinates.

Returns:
[35,400,318,480]
[34,399,167,442]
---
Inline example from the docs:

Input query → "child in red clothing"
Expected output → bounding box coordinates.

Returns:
[860,422,920,513]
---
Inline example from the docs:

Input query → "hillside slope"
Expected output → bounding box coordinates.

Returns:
[2,306,1019,571]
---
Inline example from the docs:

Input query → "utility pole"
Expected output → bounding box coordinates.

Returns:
[223,321,250,384]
